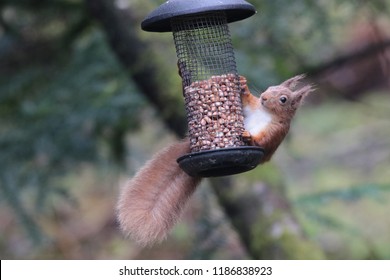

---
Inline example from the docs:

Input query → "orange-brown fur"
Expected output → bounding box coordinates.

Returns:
[116,140,200,246]
[117,75,313,246]
[241,75,313,161]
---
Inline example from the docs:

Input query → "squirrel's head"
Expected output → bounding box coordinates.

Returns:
[260,74,314,119]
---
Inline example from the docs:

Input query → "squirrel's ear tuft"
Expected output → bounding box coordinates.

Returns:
[294,84,315,103]
[281,74,306,90]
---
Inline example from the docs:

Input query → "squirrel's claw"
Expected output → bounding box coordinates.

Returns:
[239,76,251,95]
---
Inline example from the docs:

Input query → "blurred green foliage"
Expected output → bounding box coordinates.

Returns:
[1,0,390,259]
[233,0,390,89]
[0,0,145,244]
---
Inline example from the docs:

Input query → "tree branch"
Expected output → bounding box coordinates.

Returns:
[210,175,324,259]
[85,0,187,137]
[306,39,390,78]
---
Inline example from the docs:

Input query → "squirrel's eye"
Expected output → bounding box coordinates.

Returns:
[279,96,288,104]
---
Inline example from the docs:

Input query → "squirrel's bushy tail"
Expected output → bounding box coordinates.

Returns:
[116,139,200,246]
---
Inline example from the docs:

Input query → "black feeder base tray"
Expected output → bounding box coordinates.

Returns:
[177,146,264,177]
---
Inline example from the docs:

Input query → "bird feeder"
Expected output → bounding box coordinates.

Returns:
[142,0,264,177]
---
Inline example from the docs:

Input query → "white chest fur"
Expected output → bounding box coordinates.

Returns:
[243,106,272,135]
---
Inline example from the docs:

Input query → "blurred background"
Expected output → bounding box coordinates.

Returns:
[1,0,390,260]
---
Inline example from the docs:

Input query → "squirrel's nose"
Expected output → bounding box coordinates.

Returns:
[261,96,268,102]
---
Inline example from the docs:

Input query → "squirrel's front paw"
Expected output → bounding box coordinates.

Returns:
[242,130,252,143]
[239,76,250,95]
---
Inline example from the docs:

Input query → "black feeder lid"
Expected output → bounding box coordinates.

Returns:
[141,0,256,32]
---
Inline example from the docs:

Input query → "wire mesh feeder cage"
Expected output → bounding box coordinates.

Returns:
[142,0,264,177]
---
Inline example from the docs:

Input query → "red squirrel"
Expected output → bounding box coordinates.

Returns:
[116,75,313,246]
